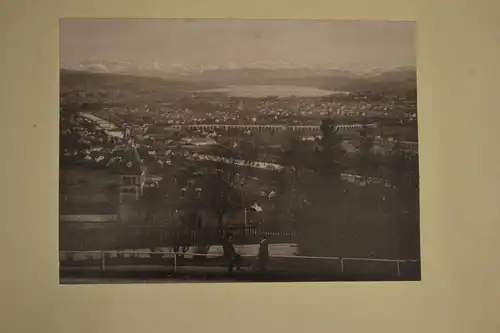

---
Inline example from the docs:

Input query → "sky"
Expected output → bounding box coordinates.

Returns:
[60,19,415,73]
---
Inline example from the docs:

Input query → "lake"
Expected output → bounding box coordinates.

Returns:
[198,85,349,98]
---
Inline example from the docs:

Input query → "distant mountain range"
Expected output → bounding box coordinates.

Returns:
[62,59,404,75]
[60,60,416,94]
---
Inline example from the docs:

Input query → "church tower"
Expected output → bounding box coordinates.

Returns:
[114,141,147,204]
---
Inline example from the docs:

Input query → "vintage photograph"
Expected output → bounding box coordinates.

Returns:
[59,19,420,283]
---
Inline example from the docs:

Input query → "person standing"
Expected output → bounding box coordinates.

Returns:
[223,234,241,273]
[258,234,269,273]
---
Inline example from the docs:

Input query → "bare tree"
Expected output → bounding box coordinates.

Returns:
[202,139,259,231]
[163,158,205,257]
[271,131,315,226]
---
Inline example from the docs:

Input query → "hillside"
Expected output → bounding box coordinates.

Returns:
[60,66,417,99]
[60,69,219,93]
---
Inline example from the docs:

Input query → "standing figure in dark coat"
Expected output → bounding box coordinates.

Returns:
[222,234,241,273]
[258,234,269,273]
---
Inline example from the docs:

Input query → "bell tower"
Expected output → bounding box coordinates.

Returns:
[115,142,147,204]
[119,169,141,203]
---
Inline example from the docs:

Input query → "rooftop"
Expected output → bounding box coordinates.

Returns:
[64,143,145,175]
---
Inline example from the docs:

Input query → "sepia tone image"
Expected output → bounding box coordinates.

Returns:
[59,19,420,283]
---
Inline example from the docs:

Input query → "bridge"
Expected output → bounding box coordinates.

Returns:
[170,123,378,132]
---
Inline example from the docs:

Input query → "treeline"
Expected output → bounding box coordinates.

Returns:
[270,119,420,260]
[161,117,420,260]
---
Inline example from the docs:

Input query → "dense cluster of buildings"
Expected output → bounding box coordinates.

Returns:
[60,94,418,248]
[86,90,416,134]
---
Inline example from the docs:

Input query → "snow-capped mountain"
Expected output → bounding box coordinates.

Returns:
[61,59,410,77]
[60,59,416,93]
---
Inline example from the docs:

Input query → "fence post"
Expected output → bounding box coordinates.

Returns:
[101,251,106,271]
[396,260,400,278]
[340,258,344,279]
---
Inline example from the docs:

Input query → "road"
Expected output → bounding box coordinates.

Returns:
[60,264,341,283]
[79,112,124,138]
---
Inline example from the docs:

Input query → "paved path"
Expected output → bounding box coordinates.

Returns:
[61,265,251,273]
[59,264,404,283]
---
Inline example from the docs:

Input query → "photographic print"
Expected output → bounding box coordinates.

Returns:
[59,19,420,283]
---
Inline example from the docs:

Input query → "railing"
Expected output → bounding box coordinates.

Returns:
[59,250,419,279]
[59,224,298,250]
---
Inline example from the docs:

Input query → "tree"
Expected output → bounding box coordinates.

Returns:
[354,124,388,242]
[305,118,348,215]
[357,124,376,182]
[202,139,259,230]
[314,118,346,178]
[385,142,420,259]
[290,118,348,256]
[271,131,315,226]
